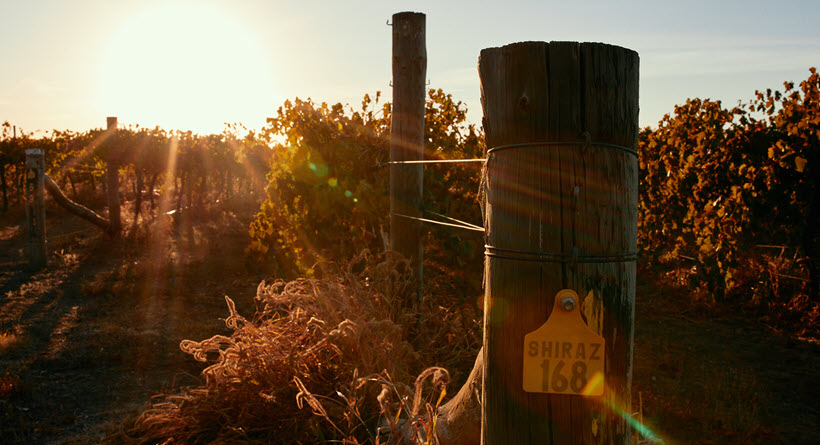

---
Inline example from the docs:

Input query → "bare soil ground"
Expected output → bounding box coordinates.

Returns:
[0,201,818,444]
[0,201,267,444]
[632,273,820,444]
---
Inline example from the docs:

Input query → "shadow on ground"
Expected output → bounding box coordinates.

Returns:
[0,200,268,444]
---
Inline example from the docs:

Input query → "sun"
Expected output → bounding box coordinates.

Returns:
[95,2,277,133]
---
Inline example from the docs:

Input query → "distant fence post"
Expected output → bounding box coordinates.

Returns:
[1,162,7,212]
[390,11,426,308]
[479,41,639,443]
[25,148,47,269]
[106,116,121,237]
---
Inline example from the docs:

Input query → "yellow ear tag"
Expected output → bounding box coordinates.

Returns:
[522,289,605,396]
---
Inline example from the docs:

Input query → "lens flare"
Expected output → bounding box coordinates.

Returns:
[581,371,605,396]
[487,297,511,323]
[311,163,328,177]
[606,397,662,443]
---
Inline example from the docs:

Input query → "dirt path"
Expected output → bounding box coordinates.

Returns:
[0,204,266,444]
[1,203,818,444]
[633,273,820,444]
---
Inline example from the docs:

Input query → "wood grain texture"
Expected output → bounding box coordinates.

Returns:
[479,41,638,444]
[390,12,426,308]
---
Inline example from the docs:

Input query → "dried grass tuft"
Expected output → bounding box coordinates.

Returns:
[0,331,23,354]
[120,250,479,444]
[0,368,22,399]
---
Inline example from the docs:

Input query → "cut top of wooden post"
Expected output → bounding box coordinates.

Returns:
[479,41,639,149]
[479,41,639,254]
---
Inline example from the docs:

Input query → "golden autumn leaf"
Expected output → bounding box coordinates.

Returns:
[795,156,807,172]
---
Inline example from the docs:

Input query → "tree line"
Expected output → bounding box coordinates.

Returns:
[0,122,272,221]
[1,68,816,328]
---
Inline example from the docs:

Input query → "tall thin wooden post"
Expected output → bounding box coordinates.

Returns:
[390,11,426,308]
[106,116,121,237]
[25,148,47,268]
[479,41,639,443]
[1,126,8,212]
[1,163,7,212]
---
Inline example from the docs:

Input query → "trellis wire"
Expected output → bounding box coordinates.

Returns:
[390,212,484,232]
[387,138,637,234]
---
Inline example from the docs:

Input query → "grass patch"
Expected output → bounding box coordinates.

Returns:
[0,369,22,399]
[0,331,24,355]
[118,250,479,444]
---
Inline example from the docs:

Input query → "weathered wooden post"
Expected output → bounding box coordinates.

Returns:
[1,128,8,212]
[390,11,426,308]
[479,41,639,443]
[1,163,7,212]
[25,148,47,268]
[105,116,121,237]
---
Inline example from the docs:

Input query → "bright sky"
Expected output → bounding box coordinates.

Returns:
[1,0,818,136]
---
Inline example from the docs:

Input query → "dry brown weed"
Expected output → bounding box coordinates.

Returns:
[119,250,477,444]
